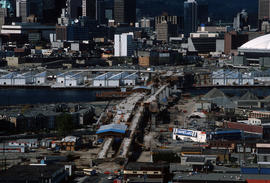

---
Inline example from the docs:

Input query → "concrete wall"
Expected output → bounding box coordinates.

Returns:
[108,79,120,87]
[0,78,12,85]
[233,56,247,66]
[124,79,136,86]
[93,80,106,87]
[57,77,65,84]
[35,77,46,84]
[65,79,78,86]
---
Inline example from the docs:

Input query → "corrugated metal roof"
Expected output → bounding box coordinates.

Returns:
[239,91,259,101]
[14,72,32,79]
[57,71,82,79]
[202,88,226,100]
[108,72,129,80]
[0,72,17,79]
[124,73,138,80]
[94,72,113,80]
[35,71,46,77]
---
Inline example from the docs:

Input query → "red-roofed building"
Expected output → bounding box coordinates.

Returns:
[226,122,263,134]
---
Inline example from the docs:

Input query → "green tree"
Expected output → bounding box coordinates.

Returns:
[56,113,74,136]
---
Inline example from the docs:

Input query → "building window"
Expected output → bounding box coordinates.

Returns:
[133,171,137,174]
[100,84,102,86]
[38,81,40,83]
[3,82,6,85]
[154,171,159,174]
[61,81,64,83]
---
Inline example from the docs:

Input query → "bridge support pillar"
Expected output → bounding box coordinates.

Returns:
[151,113,157,131]
[151,87,155,95]
[174,84,177,92]
[159,93,163,103]
[166,87,170,98]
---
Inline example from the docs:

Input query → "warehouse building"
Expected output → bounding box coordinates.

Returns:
[56,72,84,87]
[123,72,138,86]
[0,72,34,85]
[212,70,254,86]
[14,72,34,85]
[0,164,69,182]
[34,71,47,84]
[93,72,114,87]
[93,72,138,87]
[108,72,129,87]
[0,72,17,85]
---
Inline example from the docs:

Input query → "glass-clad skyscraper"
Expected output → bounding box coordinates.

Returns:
[184,0,198,36]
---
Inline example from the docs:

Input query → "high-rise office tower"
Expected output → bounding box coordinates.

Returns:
[0,0,14,16]
[259,0,270,29]
[233,9,249,31]
[184,0,197,36]
[0,0,14,27]
[114,32,134,57]
[29,0,43,20]
[0,8,8,28]
[81,0,106,23]
[82,0,96,19]
[54,0,66,18]
[259,0,270,20]
[197,1,208,25]
[114,0,136,25]
[16,0,30,22]
[96,0,105,24]
[155,15,180,42]
[66,0,82,19]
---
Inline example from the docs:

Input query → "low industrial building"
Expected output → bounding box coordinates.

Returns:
[0,164,69,183]
[8,139,38,149]
[123,162,170,183]
[0,72,34,85]
[123,72,138,86]
[256,143,270,165]
[93,72,113,87]
[108,72,129,87]
[212,70,254,86]
[60,136,81,151]
[34,71,47,84]
[0,143,25,153]
[56,72,84,87]
[13,72,34,85]
[0,72,17,85]
[93,72,138,87]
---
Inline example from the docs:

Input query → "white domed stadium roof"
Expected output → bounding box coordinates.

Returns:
[239,34,270,52]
